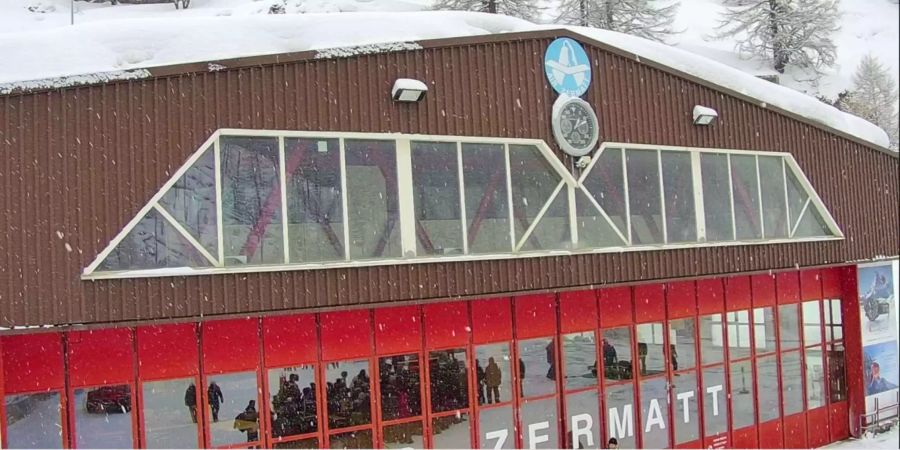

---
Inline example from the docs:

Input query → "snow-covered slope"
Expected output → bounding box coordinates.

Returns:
[0,0,895,149]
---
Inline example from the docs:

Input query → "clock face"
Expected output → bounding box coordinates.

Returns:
[551,96,599,157]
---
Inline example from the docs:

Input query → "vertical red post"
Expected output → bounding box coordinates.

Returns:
[840,266,865,438]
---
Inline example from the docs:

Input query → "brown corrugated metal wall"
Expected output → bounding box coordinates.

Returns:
[0,31,897,328]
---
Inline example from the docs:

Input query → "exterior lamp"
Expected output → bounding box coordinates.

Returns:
[392,78,428,102]
[693,105,718,126]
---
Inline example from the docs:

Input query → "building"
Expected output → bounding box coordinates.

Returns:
[0,26,898,449]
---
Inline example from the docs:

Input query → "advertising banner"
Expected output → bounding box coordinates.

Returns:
[858,261,899,416]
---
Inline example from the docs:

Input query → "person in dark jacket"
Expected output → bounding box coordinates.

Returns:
[184,384,198,423]
[485,357,502,404]
[208,382,224,422]
[234,400,259,443]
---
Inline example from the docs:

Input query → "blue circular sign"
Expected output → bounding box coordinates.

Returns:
[544,37,592,97]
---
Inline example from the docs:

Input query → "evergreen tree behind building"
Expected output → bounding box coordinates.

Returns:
[837,55,900,150]
[432,0,541,21]
[555,0,680,43]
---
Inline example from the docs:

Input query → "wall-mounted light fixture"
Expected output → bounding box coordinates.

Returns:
[693,105,718,126]
[392,78,428,102]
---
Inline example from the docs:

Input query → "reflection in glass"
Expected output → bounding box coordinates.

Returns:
[564,332,598,390]
[5,392,63,449]
[142,379,199,448]
[379,354,422,421]
[805,348,826,409]
[730,154,762,240]
[605,383,636,448]
[432,413,471,448]
[759,155,788,238]
[802,300,823,346]
[756,355,780,422]
[325,360,371,429]
[207,372,259,447]
[565,391,600,449]
[779,304,801,350]
[160,145,218,255]
[640,378,669,448]
[753,307,777,354]
[478,406,514,449]
[828,343,847,402]
[429,349,469,413]
[462,143,511,254]
[602,328,632,382]
[518,338,556,398]
[669,318,696,370]
[583,148,627,234]
[97,208,211,271]
[672,372,700,445]
[636,323,666,376]
[268,365,317,439]
[661,151,697,243]
[274,438,319,449]
[328,429,373,449]
[475,343,511,406]
[520,397,559,449]
[781,352,804,415]
[702,366,728,436]
[699,314,724,365]
[626,149,664,244]
[411,142,463,256]
[74,385,133,449]
[345,139,400,259]
[509,144,562,245]
[701,153,734,241]
[383,421,425,449]
[826,299,843,341]
[726,310,752,360]
[730,360,755,429]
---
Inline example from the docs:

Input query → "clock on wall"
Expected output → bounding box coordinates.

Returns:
[551,95,600,157]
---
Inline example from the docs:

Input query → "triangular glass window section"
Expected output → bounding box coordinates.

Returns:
[574,188,627,249]
[159,145,218,256]
[580,147,629,244]
[509,144,567,249]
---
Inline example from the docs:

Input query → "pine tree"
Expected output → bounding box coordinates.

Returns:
[555,0,680,43]
[714,0,840,74]
[837,55,900,150]
[431,0,541,21]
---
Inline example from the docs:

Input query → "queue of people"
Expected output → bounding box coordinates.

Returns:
[326,369,372,429]
[270,373,318,438]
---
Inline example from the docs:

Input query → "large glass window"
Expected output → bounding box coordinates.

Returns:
[5,392,64,449]
[779,304,801,350]
[669,318,697,371]
[74,385,134,449]
[563,332,598,390]
[701,153,734,241]
[699,314,724,365]
[412,142,463,256]
[726,310,752,360]
[329,429,372,449]
[636,323,666,376]
[730,154,762,240]
[828,342,847,402]
[475,344,512,406]
[805,348,826,409]
[378,354,422,421]
[565,391,600,450]
[582,148,627,236]
[605,383,636,448]
[478,406,514,449]
[285,138,344,263]
[640,378,669,448]
[756,355,781,422]
[661,151,697,243]
[802,300,823,346]
[325,360,371,430]
[759,156,788,238]
[520,398,559,449]
[518,338,556,398]
[627,149,664,244]
[462,143,510,254]
[730,360,755,429]
[345,140,400,259]
[383,421,424,449]
[753,307,777,353]
[429,349,469,413]
[142,379,199,448]
[510,145,567,252]
[268,366,317,440]
[781,352,804,415]
[825,298,843,341]
[432,413,471,448]
[159,145,218,256]
[702,366,728,436]
[602,328,633,382]
[207,373,259,447]
[672,372,700,445]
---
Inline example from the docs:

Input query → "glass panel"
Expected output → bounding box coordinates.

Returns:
[699,314,724,365]
[520,397,559,449]
[781,351,804,415]
[805,347,826,409]
[602,328,633,382]
[779,304,801,350]
[284,138,344,263]
[411,142,463,256]
[672,371,700,445]
[700,153,734,241]
[518,337,556,398]
[345,139,400,259]
[583,148,627,234]
[636,323,666,377]
[429,349,469,413]
[604,383,636,448]
[730,154,762,240]
[753,307,777,354]
[669,318,697,371]
[98,208,211,271]
[563,331,598,390]
[379,354,422,421]
[478,406,514,449]
[160,145,218,255]
[383,421,425,449]
[274,437,319,448]
[756,354,781,422]
[521,189,570,252]
[575,188,627,248]
[432,413,471,448]
[328,429,373,449]
[5,392,63,449]
[702,366,728,436]
[828,342,847,402]
[462,143,510,254]
[626,149,664,244]
[142,379,199,448]
[325,360,371,430]
[793,206,830,237]
[640,378,669,448]
[785,168,809,228]
[730,360,755,429]
[268,365,317,439]
[726,310,752,360]
[74,385,133,449]
[826,298,843,341]
[661,151,697,243]
[475,343,512,406]
[565,391,600,449]
[207,372,259,447]
[221,136,283,266]
[509,144,561,244]
[759,156,788,239]
[802,300,823,346]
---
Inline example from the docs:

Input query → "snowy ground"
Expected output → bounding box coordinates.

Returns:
[825,425,900,449]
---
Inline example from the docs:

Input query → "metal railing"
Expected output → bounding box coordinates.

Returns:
[859,392,900,436]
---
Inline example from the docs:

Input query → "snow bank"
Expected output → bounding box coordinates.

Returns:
[0,8,890,149]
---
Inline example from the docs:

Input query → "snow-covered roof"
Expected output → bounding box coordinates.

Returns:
[0,10,890,150]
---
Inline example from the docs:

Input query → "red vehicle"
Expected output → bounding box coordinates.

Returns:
[85,386,132,414]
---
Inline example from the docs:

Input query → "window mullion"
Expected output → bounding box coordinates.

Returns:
[504,143,515,252]
[622,148,632,245]
[755,155,765,239]
[339,138,351,261]
[278,136,289,264]
[781,158,791,238]
[456,142,469,255]
[396,138,417,257]
[727,154,737,240]
[568,182,578,247]
[657,149,668,244]
[691,151,706,241]
[214,137,225,266]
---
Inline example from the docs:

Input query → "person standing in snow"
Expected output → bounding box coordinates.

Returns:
[184,384,198,423]
[208,382,224,422]
[485,357,502,404]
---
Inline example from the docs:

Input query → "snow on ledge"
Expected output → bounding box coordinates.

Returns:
[315,41,423,59]
[0,69,151,96]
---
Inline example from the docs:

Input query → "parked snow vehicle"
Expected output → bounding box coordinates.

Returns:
[85,386,132,414]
